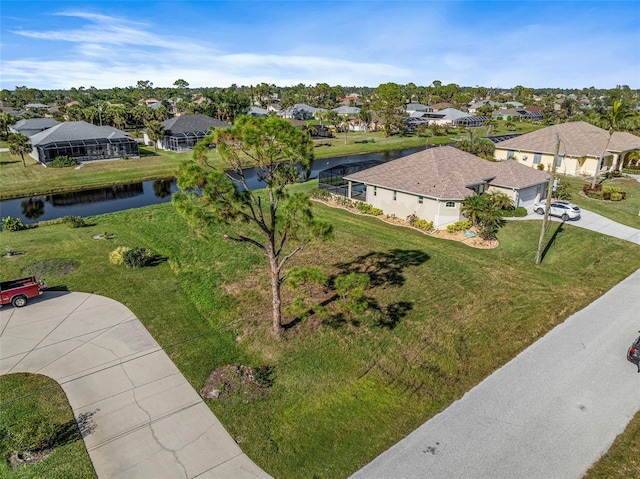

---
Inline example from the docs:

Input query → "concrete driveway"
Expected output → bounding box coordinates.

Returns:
[0,291,271,479]
[351,268,640,479]
[513,208,640,245]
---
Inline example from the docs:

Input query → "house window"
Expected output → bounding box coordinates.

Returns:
[533,152,542,164]
[507,149,515,159]
[556,154,564,167]
[418,196,424,205]
[445,201,455,208]
[393,191,397,201]
[373,186,377,196]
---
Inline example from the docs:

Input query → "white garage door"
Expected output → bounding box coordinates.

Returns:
[518,186,541,207]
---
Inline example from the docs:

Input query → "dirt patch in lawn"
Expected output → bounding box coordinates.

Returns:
[200,364,271,404]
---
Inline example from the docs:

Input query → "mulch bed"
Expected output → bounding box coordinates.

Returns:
[312,198,498,249]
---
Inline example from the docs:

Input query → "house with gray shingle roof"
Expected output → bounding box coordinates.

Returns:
[10,118,60,137]
[494,121,640,176]
[29,121,139,164]
[343,146,549,229]
[277,104,319,120]
[146,114,230,151]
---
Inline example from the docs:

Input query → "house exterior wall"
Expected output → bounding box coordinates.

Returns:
[488,184,546,208]
[494,147,614,176]
[364,186,462,229]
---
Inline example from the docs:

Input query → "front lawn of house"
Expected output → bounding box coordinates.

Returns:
[1,181,639,478]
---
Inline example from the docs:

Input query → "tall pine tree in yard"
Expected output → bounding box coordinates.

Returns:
[174,115,332,339]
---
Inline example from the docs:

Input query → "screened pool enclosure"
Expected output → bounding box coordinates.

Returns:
[318,160,382,200]
[36,137,139,164]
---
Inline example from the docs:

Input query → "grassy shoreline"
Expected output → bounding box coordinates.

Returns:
[1,182,639,478]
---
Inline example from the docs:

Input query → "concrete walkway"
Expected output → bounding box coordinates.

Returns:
[513,208,640,245]
[352,268,640,479]
[0,292,271,479]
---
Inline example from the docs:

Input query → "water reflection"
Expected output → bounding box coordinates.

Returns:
[49,183,144,206]
[21,198,45,220]
[153,179,173,198]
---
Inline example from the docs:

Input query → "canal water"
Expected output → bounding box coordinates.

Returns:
[0,147,425,224]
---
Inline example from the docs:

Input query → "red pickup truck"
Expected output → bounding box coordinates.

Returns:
[0,276,47,307]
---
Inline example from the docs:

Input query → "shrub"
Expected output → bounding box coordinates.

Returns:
[48,155,79,168]
[122,247,154,268]
[252,365,274,387]
[410,218,434,231]
[500,207,527,217]
[109,247,132,265]
[356,202,383,215]
[310,188,332,200]
[446,220,472,233]
[61,216,87,228]
[537,163,545,170]
[2,216,26,232]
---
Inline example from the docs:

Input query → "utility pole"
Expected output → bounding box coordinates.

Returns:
[535,134,560,265]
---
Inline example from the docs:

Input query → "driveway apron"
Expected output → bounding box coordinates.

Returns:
[351,268,640,479]
[0,292,271,479]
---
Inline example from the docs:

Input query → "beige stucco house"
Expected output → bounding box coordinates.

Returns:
[343,146,549,229]
[494,121,640,176]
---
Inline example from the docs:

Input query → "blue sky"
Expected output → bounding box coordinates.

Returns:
[1,0,638,90]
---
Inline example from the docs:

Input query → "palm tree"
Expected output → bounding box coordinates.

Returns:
[358,108,372,133]
[339,114,350,144]
[602,100,635,131]
[146,121,165,152]
[461,195,488,226]
[486,191,514,210]
[0,111,15,138]
[8,133,33,167]
[314,109,326,127]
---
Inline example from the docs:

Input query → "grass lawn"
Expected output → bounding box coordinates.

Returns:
[0,374,97,479]
[558,174,640,229]
[584,411,640,478]
[2,181,638,478]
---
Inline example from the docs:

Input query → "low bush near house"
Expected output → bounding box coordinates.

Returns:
[48,156,79,168]
[500,207,528,217]
[356,202,383,215]
[446,220,472,232]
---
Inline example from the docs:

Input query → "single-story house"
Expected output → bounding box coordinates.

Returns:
[406,103,433,113]
[29,121,139,164]
[278,104,320,120]
[146,114,230,152]
[415,108,487,127]
[248,106,268,117]
[10,118,60,137]
[492,108,543,121]
[494,121,640,176]
[343,145,549,229]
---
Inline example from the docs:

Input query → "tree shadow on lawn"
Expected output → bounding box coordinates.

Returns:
[540,222,564,262]
[322,249,428,329]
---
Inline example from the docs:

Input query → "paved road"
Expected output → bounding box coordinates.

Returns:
[351,268,640,479]
[0,292,271,479]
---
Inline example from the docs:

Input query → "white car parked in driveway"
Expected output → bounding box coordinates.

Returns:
[533,200,581,221]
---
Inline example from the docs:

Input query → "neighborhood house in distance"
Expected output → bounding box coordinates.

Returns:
[26,121,139,164]
[143,113,230,151]
[342,145,550,229]
[494,121,640,176]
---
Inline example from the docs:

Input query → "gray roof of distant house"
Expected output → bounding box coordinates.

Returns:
[29,121,131,145]
[12,118,60,133]
[332,106,361,114]
[162,114,230,134]
[495,121,640,157]
[344,146,549,200]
